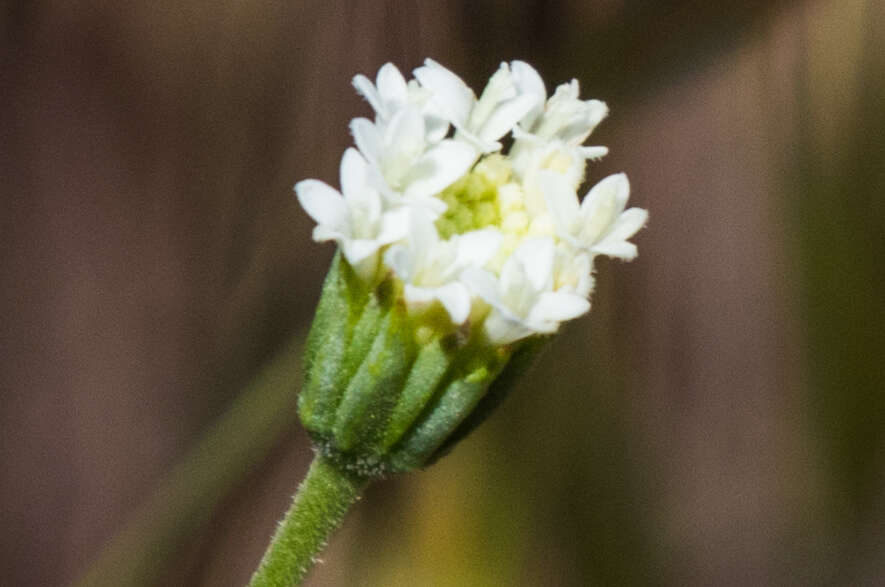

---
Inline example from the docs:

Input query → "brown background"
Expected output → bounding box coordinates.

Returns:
[2,1,885,585]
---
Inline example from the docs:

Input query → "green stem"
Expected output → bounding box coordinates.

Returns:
[249,455,370,587]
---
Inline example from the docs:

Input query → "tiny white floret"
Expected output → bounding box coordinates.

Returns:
[543,171,647,260]
[295,148,409,278]
[463,238,591,344]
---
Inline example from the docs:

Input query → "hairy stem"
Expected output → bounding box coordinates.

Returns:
[249,456,369,587]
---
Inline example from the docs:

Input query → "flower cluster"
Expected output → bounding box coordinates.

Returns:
[296,59,646,345]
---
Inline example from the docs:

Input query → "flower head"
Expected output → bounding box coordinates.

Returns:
[297,58,646,344]
[295,59,647,474]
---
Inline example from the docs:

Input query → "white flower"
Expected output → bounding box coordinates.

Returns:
[463,238,590,344]
[515,140,593,216]
[296,58,646,343]
[509,60,548,131]
[542,172,648,260]
[384,212,501,324]
[509,77,609,183]
[413,59,539,154]
[554,243,594,299]
[518,79,609,146]
[352,62,449,144]
[295,148,409,277]
[350,107,475,211]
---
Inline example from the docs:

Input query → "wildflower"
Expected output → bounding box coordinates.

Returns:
[295,148,409,280]
[413,59,539,153]
[352,62,448,141]
[384,210,501,325]
[349,111,475,212]
[251,59,648,586]
[293,58,646,476]
[542,171,648,260]
[461,237,591,344]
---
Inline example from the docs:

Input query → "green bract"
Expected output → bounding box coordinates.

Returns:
[298,253,546,477]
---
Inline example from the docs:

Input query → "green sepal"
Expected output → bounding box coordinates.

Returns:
[335,289,387,399]
[387,344,511,472]
[299,255,550,477]
[380,335,457,451]
[332,297,416,452]
[427,336,549,465]
[298,252,367,435]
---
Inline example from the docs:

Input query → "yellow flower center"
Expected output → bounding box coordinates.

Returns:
[434,155,511,238]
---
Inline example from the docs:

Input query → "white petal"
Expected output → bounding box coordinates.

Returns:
[376,63,408,107]
[499,253,530,303]
[339,148,367,199]
[405,282,471,325]
[514,238,555,294]
[350,117,381,164]
[436,283,472,324]
[295,179,348,233]
[413,58,475,127]
[606,207,648,243]
[376,206,411,244]
[579,173,629,243]
[578,145,609,160]
[352,74,383,114]
[408,81,453,144]
[403,283,434,306]
[541,171,581,237]
[403,195,448,219]
[582,99,609,130]
[312,225,346,242]
[454,128,502,154]
[403,139,477,201]
[483,310,534,345]
[510,124,542,146]
[350,252,380,283]
[423,111,449,144]
[592,240,638,260]
[384,107,426,160]
[572,252,595,298]
[454,229,502,270]
[339,150,382,236]
[510,60,546,99]
[343,238,384,264]
[555,99,609,145]
[410,207,441,260]
[461,266,502,306]
[383,244,413,280]
[529,291,590,324]
[477,93,539,144]
[588,172,630,212]
[553,244,592,296]
[510,60,547,128]
[470,63,516,130]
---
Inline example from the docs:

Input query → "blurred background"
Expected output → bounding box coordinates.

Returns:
[2,1,885,585]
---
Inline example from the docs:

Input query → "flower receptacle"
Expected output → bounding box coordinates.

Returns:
[298,254,545,477]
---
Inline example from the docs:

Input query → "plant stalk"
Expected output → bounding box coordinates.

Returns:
[248,455,370,587]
